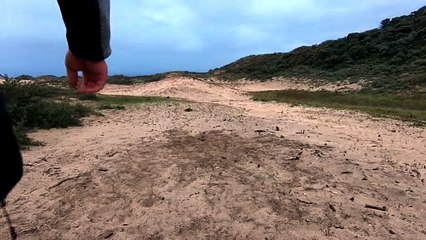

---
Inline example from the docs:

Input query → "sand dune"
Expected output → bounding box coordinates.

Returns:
[2,77,425,239]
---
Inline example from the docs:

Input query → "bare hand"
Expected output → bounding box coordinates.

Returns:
[65,51,108,94]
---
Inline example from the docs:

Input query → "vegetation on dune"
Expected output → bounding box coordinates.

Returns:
[78,94,176,110]
[2,71,208,87]
[252,90,426,126]
[220,5,426,125]
[211,6,426,93]
[107,71,209,85]
[0,80,91,146]
[0,78,175,147]
[106,74,163,85]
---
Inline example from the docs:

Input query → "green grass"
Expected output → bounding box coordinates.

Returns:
[78,94,176,110]
[252,90,426,126]
[96,95,174,105]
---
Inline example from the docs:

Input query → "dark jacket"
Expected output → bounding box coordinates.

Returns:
[57,0,111,61]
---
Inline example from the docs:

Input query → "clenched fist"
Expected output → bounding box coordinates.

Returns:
[65,51,108,94]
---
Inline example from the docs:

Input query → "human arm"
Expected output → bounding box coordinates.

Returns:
[57,0,111,93]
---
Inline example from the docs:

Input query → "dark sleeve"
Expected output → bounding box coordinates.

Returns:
[0,94,23,203]
[57,0,111,62]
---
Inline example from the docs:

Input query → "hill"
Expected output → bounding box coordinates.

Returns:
[211,6,426,93]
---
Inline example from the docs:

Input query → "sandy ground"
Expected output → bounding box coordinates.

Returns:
[1,77,425,240]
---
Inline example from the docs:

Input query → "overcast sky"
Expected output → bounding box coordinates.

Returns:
[0,0,425,76]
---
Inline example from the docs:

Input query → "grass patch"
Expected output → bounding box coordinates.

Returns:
[252,90,426,125]
[78,94,175,110]
[96,95,173,105]
[98,104,126,110]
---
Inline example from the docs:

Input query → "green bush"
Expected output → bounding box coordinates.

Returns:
[9,100,91,129]
[0,81,92,146]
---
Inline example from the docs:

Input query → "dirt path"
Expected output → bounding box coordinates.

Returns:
[1,77,425,240]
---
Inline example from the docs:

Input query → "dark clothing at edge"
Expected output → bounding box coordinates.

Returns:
[0,94,23,202]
